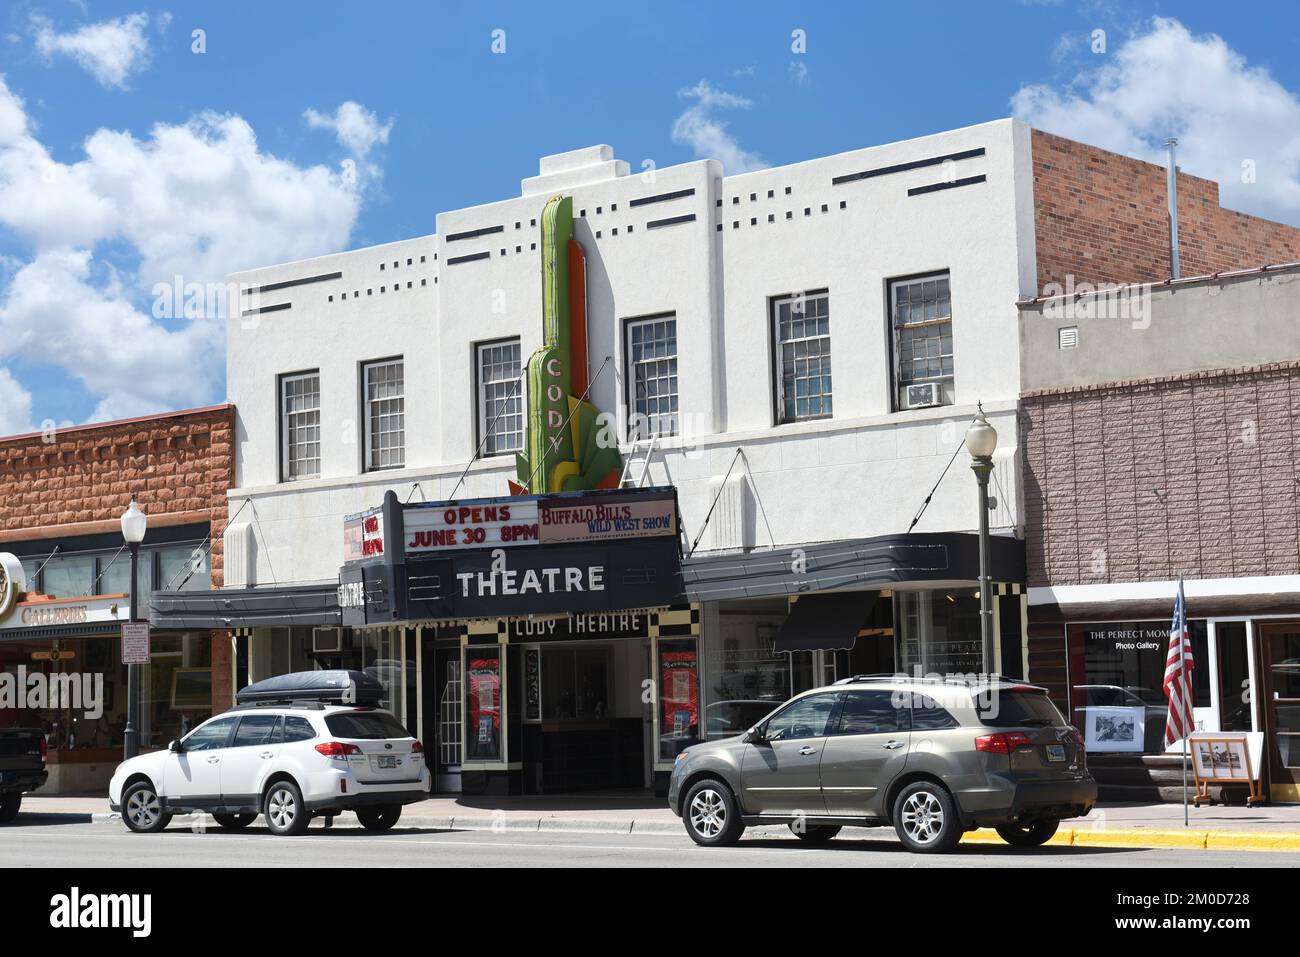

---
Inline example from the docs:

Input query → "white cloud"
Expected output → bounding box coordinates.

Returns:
[0,366,33,434]
[0,76,373,424]
[1012,16,1300,224]
[788,61,809,87]
[671,80,768,174]
[304,101,393,179]
[32,12,152,89]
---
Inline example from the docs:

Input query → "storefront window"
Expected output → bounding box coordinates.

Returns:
[41,555,95,599]
[1068,620,1211,754]
[0,633,210,755]
[896,589,984,675]
[158,546,211,592]
[98,551,151,608]
[465,651,502,761]
[706,612,790,740]
[1216,622,1252,732]
[658,638,698,760]
[359,627,407,722]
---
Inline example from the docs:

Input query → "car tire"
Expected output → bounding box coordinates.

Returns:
[122,780,173,834]
[263,780,310,836]
[996,818,1059,847]
[892,781,962,854]
[682,778,745,847]
[0,792,21,824]
[356,805,402,832]
[790,823,841,843]
[212,813,257,831]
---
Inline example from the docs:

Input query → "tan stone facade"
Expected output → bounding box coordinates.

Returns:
[0,404,236,711]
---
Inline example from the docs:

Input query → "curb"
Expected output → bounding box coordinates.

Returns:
[962,826,1300,852]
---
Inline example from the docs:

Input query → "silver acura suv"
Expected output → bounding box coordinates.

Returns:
[668,675,1096,853]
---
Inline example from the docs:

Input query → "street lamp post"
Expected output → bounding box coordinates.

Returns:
[121,495,148,761]
[964,405,998,675]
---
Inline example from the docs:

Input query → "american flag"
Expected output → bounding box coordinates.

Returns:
[1163,578,1197,746]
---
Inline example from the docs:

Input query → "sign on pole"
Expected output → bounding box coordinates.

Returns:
[121,622,151,665]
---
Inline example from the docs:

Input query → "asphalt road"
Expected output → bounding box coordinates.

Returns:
[0,816,1291,867]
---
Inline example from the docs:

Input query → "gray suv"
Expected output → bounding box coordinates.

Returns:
[668,676,1096,853]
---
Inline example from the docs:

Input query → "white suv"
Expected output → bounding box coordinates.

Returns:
[109,702,431,836]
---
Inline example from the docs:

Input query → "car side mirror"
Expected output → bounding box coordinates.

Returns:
[743,727,766,744]
[169,739,184,753]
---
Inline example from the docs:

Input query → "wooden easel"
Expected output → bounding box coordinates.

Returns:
[1189,734,1266,807]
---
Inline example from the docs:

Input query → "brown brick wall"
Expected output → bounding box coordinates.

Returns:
[1032,129,1300,291]
[1021,363,1300,588]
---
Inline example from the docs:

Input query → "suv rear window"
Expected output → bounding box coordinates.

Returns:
[978,690,1066,728]
[325,711,411,740]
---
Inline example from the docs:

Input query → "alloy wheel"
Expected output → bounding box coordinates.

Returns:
[268,788,297,830]
[127,788,161,829]
[900,790,945,845]
[689,788,726,838]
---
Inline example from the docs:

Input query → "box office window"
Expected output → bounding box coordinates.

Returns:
[1068,621,1211,754]
[465,652,502,761]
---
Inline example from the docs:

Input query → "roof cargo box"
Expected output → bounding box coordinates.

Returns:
[235,670,385,707]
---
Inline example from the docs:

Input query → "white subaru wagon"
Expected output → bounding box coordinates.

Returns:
[110,682,430,836]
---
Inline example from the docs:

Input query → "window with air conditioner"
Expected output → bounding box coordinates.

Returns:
[890,273,954,410]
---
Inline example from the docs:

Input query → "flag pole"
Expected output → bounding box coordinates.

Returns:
[1182,722,1189,827]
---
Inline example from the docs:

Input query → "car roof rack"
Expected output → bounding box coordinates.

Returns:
[228,699,335,712]
[832,673,1018,687]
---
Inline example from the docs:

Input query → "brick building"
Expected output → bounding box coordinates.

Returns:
[1019,265,1300,803]
[0,405,235,794]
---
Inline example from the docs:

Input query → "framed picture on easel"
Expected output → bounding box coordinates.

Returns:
[1189,732,1266,806]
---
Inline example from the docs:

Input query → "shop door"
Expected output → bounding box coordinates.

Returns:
[433,649,463,793]
[1259,624,1300,793]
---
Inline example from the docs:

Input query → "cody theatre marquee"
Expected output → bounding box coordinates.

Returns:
[338,487,683,627]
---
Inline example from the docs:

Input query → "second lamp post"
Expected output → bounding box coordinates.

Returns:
[120,495,148,760]
[964,405,998,674]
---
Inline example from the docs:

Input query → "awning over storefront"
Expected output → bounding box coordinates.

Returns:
[774,591,874,652]
[149,582,341,630]
[682,531,1025,603]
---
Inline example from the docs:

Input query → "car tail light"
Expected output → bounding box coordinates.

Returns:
[1070,728,1085,749]
[975,732,1033,754]
[315,741,362,758]
[411,740,424,754]
[39,736,47,760]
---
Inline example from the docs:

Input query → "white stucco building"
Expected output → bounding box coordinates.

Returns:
[189,119,1048,795]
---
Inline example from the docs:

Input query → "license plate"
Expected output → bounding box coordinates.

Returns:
[1046,745,1066,762]
[376,755,399,769]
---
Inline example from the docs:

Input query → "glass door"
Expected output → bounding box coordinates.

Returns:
[1259,624,1300,792]
[434,649,463,793]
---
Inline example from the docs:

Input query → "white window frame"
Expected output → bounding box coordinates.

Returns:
[362,358,405,471]
[890,271,954,409]
[772,290,832,424]
[476,339,524,458]
[280,371,321,481]
[625,314,679,440]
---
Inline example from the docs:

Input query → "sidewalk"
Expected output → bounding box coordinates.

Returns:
[18,794,1300,850]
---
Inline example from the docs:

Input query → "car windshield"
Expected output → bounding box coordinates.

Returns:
[324,711,410,740]
[977,689,1067,728]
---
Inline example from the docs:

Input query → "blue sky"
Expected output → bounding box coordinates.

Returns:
[0,0,1298,431]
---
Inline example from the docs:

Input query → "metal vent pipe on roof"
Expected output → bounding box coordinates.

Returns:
[1165,137,1181,280]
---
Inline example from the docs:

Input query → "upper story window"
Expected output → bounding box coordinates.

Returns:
[363,358,405,471]
[281,371,321,481]
[625,314,679,440]
[772,290,832,423]
[891,272,953,409]
[477,340,523,456]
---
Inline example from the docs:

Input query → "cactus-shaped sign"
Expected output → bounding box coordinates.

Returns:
[511,195,623,494]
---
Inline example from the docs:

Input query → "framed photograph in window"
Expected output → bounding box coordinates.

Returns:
[1083,705,1145,752]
